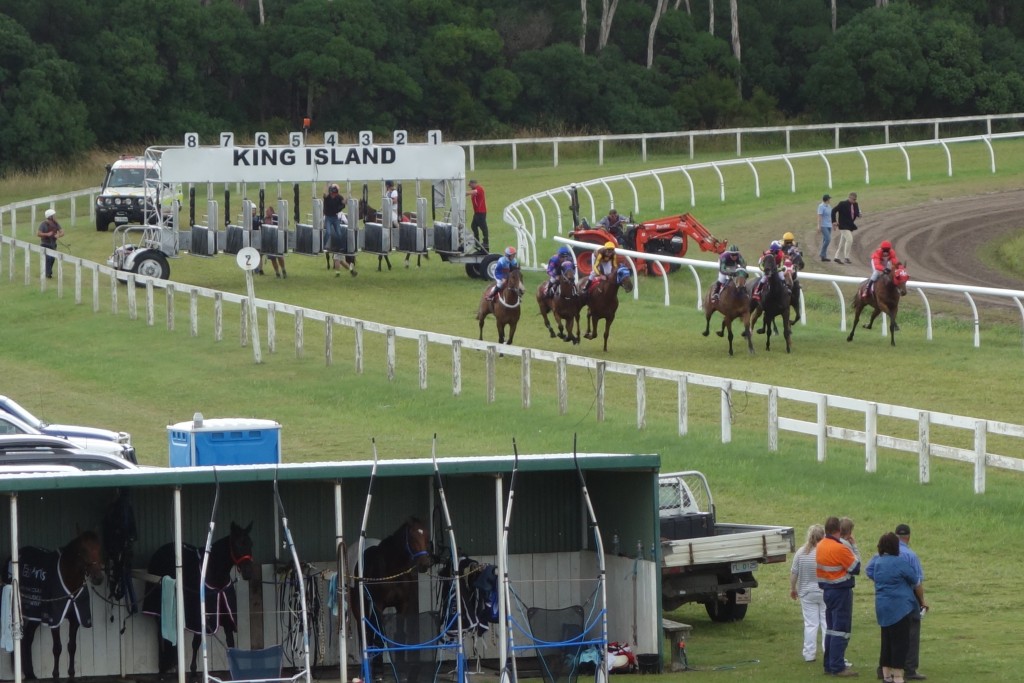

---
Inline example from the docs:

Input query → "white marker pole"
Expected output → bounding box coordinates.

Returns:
[237,247,263,364]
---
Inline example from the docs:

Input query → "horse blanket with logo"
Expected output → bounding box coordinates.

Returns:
[4,547,92,628]
[142,544,237,635]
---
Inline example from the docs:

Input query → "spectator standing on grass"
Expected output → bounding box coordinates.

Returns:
[877,524,928,681]
[831,192,861,264]
[818,194,833,262]
[263,206,286,279]
[816,516,861,677]
[791,524,827,663]
[38,209,64,279]
[866,533,922,683]
[467,179,489,252]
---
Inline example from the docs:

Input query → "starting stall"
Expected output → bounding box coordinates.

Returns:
[106,131,499,282]
[0,452,662,683]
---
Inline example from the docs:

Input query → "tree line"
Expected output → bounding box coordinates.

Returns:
[1,0,1021,175]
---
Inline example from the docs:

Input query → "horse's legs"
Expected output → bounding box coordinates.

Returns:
[21,620,39,680]
[847,303,864,342]
[764,314,772,351]
[601,317,613,352]
[702,309,713,337]
[507,319,518,345]
[864,308,882,330]
[66,617,80,680]
[725,322,735,356]
[750,304,764,334]
[189,632,202,677]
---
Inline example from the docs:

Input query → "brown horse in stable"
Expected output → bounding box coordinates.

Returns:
[703,272,755,356]
[583,266,634,352]
[478,267,523,345]
[847,264,910,346]
[7,531,104,680]
[537,271,584,344]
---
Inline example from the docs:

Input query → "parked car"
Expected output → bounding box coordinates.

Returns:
[0,411,136,462]
[0,435,138,471]
[0,395,136,464]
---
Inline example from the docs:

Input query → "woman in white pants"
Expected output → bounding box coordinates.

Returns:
[791,524,827,662]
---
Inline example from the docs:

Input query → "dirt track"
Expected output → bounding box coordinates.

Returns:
[808,188,1024,307]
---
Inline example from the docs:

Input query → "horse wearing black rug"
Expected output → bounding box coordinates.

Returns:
[142,521,254,679]
[4,531,103,680]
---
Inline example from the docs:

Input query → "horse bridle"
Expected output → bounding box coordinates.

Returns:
[230,546,253,567]
[405,526,430,564]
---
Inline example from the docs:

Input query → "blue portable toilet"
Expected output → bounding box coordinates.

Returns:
[167,415,281,467]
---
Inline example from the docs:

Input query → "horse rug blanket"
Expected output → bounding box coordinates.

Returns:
[142,544,237,636]
[4,547,92,628]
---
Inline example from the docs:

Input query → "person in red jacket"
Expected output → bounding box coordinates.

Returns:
[467,179,489,252]
[867,240,901,299]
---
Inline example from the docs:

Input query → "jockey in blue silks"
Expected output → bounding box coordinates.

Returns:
[545,246,573,297]
[488,246,519,300]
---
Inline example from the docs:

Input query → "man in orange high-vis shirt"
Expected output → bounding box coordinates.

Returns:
[817,516,861,677]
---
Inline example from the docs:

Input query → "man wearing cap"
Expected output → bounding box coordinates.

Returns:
[817,194,833,262]
[466,179,489,252]
[37,209,64,279]
[894,524,928,680]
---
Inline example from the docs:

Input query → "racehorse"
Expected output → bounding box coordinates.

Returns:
[537,271,583,344]
[847,264,910,347]
[142,522,255,679]
[478,267,524,345]
[5,531,103,680]
[703,272,755,356]
[749,254,792,353]
[354,518,433,676]
[583,266,634,352]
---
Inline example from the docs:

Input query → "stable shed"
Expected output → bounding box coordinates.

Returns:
[0,453,662,682]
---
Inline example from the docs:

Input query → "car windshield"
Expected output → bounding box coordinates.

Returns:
[107,168,151,188]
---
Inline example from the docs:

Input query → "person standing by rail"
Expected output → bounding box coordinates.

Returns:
[38,209,64,279]
[467,179,489,252]
[831,192,861,264]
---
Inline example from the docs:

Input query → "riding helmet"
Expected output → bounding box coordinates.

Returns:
[604,241,616,250]
[880,240,892,250]
[505,246,517,257]
[561,261,575,274]
[728,244,740,253]
[770,242,781,252]
[783,232,795,242]
[558,246,571,257]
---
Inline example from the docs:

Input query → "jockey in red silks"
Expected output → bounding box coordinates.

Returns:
[867,240,901,298]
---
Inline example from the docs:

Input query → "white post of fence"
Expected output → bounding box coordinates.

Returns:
[677,375,688,437]
[918,411,931,484]
[294,309,303,357]
[596,362,606,422]
[354,321,363,373]
[240,304,249,346]
[110,271,118,314]
[486,346,497,403]
[974,420,987,494]
[211,292,223,341]
[190,290,199,337]
[553,141,559,168]
[127,278,138,320]
[557,356,568,415]
[325,317,334,367]
[418,334,428,389]
[55,255,64,297]
[817,394,828,462]
[636,368,647,430]
[865,403,878,473]
[386,328,396,381]
[521,349,531,409]
[452,339,462,396]
[267,303,276,353]
[244,272,262,364]
[768,386,779,452]
[720,381,732,444]
[74,263,82,305]
[146,280,155,327]
[28,249,34,287]
[166,285,175,331]
[92,269,99,313]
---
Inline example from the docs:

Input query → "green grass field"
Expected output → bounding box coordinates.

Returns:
[2,141,1023,681]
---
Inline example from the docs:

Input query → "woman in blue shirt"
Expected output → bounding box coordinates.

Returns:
[866,533,921,683]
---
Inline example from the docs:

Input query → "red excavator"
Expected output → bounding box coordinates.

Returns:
[567,188,728,276]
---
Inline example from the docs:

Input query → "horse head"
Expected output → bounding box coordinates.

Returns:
[615,266,634,293]
[228,521,255,580]
[403,517,433,573]
[789,247,805,272]
[762,253,778,275]
[66,530,104,586]
[893,264,909,294]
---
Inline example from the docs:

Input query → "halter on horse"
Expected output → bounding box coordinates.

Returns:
[847,264,910,346]
[142,521,255,678]
[477,267,523,345]
[7,530,104,681]
[537,270,583,344]
[703,272,755,356]
[583,266,633,351]
[749,254,792,353]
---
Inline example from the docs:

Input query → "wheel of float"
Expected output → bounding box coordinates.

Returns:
[480,254,501,280]
[131,251,170,282]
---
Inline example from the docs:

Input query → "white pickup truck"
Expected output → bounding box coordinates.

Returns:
[659,471,794,622]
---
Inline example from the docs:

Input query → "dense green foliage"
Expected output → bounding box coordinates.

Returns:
[1,0,1023,174]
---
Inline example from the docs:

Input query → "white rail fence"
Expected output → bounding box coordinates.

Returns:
[455,113,1024,170]
[2,234,1021,494]
[503,130,1024,269]
[555,238,1024,350]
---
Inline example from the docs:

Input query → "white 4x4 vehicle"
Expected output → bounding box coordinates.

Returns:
[95,156,164,232]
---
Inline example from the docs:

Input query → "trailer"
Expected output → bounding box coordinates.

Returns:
[105,131,493,281]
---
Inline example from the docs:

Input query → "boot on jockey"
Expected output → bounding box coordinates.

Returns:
[713,244,746,302]
[546,246,573,298]
[487,246,519,301]
[753,242,786,302]
[588,242,617,292]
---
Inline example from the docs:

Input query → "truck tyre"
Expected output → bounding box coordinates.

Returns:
[96,215,109,232]
[480,254,501,281]
[646,246,681,275]
[465,263,482,279]
[704,591,748,623]
[131,251,170,282]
